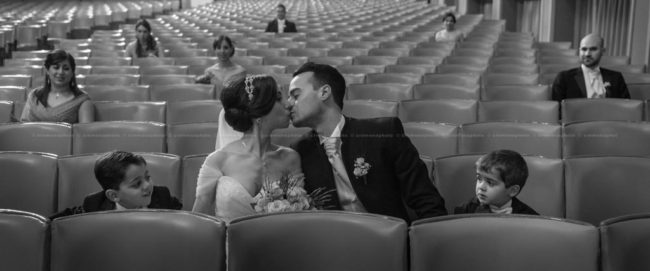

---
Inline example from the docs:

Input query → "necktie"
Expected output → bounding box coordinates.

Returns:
[588,70,604,98]
[322,137,366,212]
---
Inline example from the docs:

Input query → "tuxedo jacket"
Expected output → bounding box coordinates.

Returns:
[551,67,630,101]
[291,117,447,223]
[50,186,182,219]
[454,196,539,215]
[265,19,297,33]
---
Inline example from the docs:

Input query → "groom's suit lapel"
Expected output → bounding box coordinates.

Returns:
[341,117,367,192]
[304,130,342,209]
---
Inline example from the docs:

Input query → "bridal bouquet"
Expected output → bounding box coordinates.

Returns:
[254,173,333,213]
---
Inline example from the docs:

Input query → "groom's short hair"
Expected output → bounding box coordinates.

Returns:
[293,62,346,109]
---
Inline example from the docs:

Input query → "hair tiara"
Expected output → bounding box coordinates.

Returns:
[244,74,267,102]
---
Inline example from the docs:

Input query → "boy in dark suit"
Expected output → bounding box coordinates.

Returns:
[288,62,447,223]
[265,4,297,33]
[51,151,182,219]
[455,150,538,215]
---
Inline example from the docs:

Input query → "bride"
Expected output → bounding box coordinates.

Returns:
[192,74,302,221]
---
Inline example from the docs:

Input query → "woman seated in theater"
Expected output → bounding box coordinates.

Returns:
[195,35,246,86]
[192,74,302,222]
[20,49,94,123]
[434,12,464,42]
[125,19,165,58]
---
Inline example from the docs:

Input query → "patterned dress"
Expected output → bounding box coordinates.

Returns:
[20,88,90,123]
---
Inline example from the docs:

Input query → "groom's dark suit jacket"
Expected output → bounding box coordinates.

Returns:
[551,67,630,101]
[265,19,297,33]
[292,116,447,223]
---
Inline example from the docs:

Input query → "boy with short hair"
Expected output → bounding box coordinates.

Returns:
[454,150,539,215]
[51,151,182,219]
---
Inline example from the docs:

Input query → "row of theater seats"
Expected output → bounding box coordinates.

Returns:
[2,209,649,271]
[2,150,650,225]
[3,94,650,123]
[1,119,650,159]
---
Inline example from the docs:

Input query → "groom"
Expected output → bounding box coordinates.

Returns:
[288,62,447,222]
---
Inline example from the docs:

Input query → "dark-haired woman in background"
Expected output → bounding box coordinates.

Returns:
[21,49,93,123]
[195,35,246,86]
[192,74,301,222]
[434,12,464,42]
[126,19,164,58]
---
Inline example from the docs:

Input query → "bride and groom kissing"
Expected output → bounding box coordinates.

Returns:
[193,62,447,222]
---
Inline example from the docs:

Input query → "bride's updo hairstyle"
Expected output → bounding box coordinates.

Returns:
[221,74,279,132]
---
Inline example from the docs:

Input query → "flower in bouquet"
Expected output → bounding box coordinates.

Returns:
[255,173,334,213]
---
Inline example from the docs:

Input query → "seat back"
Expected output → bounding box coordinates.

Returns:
[167,123,218,157]
[140,75,196,85]
[0,86,27,102]
[459,122,562,158]
[228,212,407,271]
[413,84,480,100]
[347,83,413,101]
[72,121,166,154]
[561,99,644,123]
[403,122,458,160]
[422,73,481,86]
[399,99,477,124]
[434,154,565,216]
[181,154,207,211]
[0,210,48,271]
[82,85,149,101]
[270,127,312,148]
[342,100,398,118]
[482,85,551,101]
[0,101,12,123]
[410,215,598,271]
[565,156,650,225]
[166,100,221,125]
[483,73,539,86]
[0,122,72,155]
[0,152,58,215]
[562,121,650,157]
[149,84,215,102]
[82,74,140,86]
[600,214,650,271]
[478,101,560,123]
[57,152,181,211]
[51,211,226,271]
[139,65,189,75]
[94,101,166,122]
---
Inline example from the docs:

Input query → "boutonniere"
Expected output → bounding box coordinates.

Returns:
[603,82,611,88]
[353,157,371,183]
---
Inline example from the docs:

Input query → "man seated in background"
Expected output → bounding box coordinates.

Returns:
[265,4,297,33]
[51,151,182,219]
[455,149,539,215]
[552,33,630,101]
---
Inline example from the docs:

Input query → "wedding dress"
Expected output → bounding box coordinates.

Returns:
[195,152,257,222]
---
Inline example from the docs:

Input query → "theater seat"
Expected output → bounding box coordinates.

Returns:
[0,101,12,123]
[166,123,218,157]
[478,101,559,123]
[57,152,182,211]
[347,83,413,101]
[433,154,564,217]
[91,65,139,75]
[0,86,27,102]
[342,100,398,118]
[562,121,650,157]
[399,99,477,124]
[308,56,353,66]
[561,99,644,123]
[422,73,481,87]
[95,101,166,122]
[482,85,551,101]
[181,154,207,211]
[82,74,140,86]
[459,122,562,158]
[403,122,458,160]
[166,100,221,125]
[413,84,480,100]
[72,121,166,154]
[600,213,650,271]
[228,212,406,271]
[565,156,650,225]
[0,122,72,155]
[149,84,215,102]
[410,215,598,271]
[140,75,196,86]
[0,152,58,216]
[51,211,226,271]
[0,210,48,271]
[483,73,539,86]
[271,127,312,147]
[365,73,421,84]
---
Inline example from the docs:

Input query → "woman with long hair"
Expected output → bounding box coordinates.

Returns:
[126,19,164,58]
[21,49,93,123]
